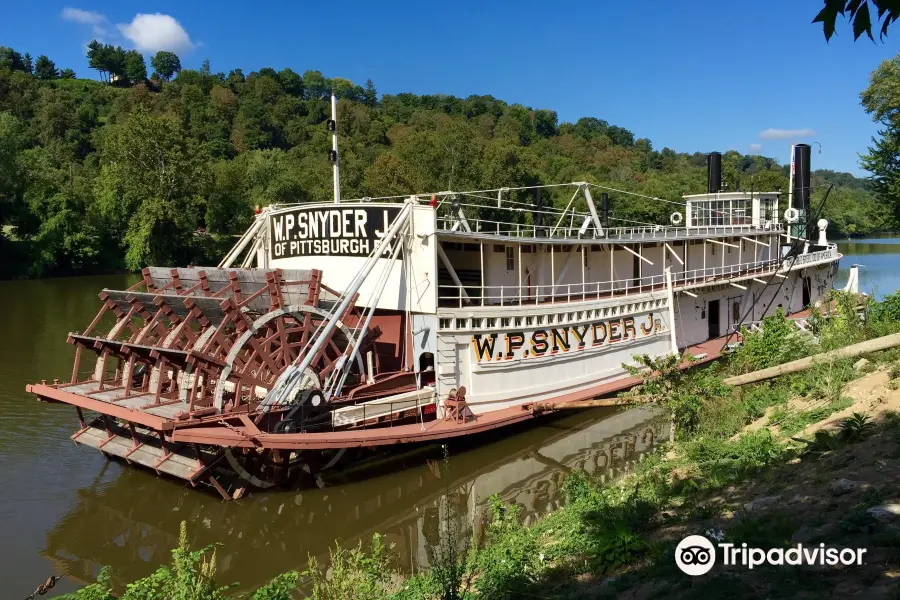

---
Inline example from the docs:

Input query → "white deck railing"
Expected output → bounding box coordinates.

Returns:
[437,245,840,308]
[437,217,784,241]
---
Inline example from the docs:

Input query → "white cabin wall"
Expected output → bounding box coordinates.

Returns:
[611,248,634,290]
[483,244,518,297]
[642,245,664,283]
[686,241,705,274]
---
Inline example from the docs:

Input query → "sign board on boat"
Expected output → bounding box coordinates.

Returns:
[269,205,403,259]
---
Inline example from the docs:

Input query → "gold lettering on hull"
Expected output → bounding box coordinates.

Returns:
[471,313,663,364]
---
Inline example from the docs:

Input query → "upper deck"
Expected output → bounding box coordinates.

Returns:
[223,175,833,314]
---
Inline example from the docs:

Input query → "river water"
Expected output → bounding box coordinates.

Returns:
[0,237,894,596]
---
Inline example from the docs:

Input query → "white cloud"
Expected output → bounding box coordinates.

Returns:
[758,128,816,140]
[61,7,104,24]
[61,7,108,36]
[748,143,763,153]
[117,13,193,53]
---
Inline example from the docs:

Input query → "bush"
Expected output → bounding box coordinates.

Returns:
[683,429,781,468]
[731,308,814,374]
[471,496,542,600]
[741,383,789,421]
[304,534,401,600]
[59,521,299,600]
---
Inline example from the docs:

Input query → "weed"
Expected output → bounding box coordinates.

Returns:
[726,510,796,547]
[592,525,649,575]
[304,534,400,600]
[58,521,299,600]
[839,508,879,535]
[839,412,876,442]
[889,363,900,380]
[731,308,814,374]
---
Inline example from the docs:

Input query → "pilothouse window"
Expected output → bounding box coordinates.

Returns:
[505,246,515,271]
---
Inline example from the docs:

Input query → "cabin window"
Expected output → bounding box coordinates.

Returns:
[711,244,716,256]
[487,318,496,328]
[472,318,482,328]
[501,318,511,327]
[505,246,515,271]
[455,318,467,329]
[537,315,545,325]
[547,314,555,324]
[515,317,522,327]
[494,244,505,253]
[439,318,451,329]
[526,316,534,326]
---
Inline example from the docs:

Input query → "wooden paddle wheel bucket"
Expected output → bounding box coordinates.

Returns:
[26,266,380,499]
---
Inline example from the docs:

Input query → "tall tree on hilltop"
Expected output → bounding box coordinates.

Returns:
[86,40,106,82]
[151,51,181,82]
[59,68,76,79]
[363,79,377,107]
[277,68,304,97]
[0,46,25,71]
[123,50,147,85]
[34,55,59,80]
[814,0,899,41]
[859,51,900,220]
[23,53,33,75]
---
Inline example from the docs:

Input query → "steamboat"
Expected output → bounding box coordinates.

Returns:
[26,104,842,499]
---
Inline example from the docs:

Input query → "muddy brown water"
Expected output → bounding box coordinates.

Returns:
[0,273,666,596]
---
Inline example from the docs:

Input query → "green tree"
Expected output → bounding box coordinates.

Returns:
[22,52,33,74]
[34,55,58,80]
[0,112,26,235]
[95,109,210,269]
[859,52,900,220]
[303,69,329,99]
[813,0,899,41]
[277,67,304,97]
[123,50,147,85]
[363,78,377,107]
[151,50,182,82]
[59,68,76,79]
[0,46,25,71]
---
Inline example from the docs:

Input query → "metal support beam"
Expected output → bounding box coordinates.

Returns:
[581,184,604,238]
[741,236,769,247]
[682,289,698,298]
[437,243,472,305]
[263,202,412,409]
[707,238,739,249]
[664,243,684,265]
[730,282,747,290]
[618,244,653,265]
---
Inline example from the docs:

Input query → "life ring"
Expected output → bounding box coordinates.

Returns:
[670,212,683,225]
[784,207,799,223]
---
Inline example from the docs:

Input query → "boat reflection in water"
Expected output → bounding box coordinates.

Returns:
[43,406,664,592]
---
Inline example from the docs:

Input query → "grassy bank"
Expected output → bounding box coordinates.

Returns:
[59,291,900,599]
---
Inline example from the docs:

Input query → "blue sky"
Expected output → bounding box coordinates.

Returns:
[2,0,898,175]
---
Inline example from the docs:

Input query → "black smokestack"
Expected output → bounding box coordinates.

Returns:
[601,192,609,228]
[707,152,722,193]
[792,143,811,215]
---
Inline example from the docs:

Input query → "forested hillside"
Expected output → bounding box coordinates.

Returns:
[0,44,891,279]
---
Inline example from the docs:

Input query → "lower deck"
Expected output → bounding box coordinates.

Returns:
[156,332,739,450]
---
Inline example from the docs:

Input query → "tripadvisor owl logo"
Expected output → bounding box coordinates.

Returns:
[675,535,716,576]
[675,533,869,576]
